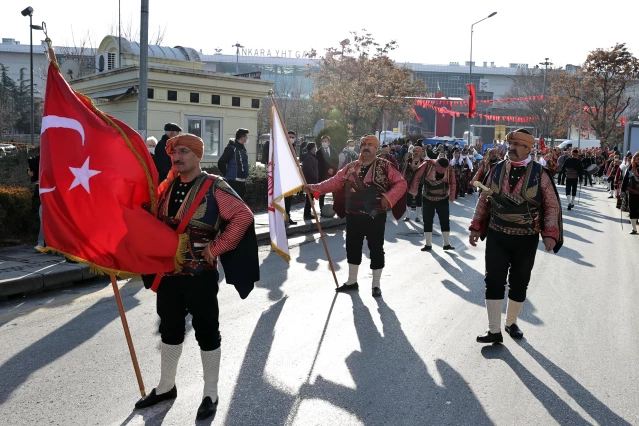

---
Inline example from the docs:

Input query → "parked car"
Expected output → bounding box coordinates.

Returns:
[0,143,18,157]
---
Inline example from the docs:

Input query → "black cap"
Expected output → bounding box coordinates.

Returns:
[381,142,389,147]
[164,123,182,132]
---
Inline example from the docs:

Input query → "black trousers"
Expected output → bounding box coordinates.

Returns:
[345,212,386,269]
[565,178,578,196]
[304,193,313,216]
[584,171,593,186]
[558,168,566,185]
[319,194,326,210]
[285,195,292,217]
[228,180,246,200]
[157,270,221,351]
[485,229,539,302]
[407,191,423,209]
[422,197,450,232]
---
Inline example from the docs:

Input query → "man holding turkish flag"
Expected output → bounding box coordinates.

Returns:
[39,57,183,276]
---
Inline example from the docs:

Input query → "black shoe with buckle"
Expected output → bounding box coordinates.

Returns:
[196,396,218,420]
[421,245,432,252]
[476,331,503,344]
[336,282,359,292]
[443,244,455,251]
[630,230,638,235]
[134,386,177,409]
[505,323,524,339]
[403,217,410,222]
[372,287,382,297]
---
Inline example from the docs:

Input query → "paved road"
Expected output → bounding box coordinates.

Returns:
[0,184,637,425]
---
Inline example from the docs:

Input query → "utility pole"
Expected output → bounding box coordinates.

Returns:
[138,0,149,140]
[539,57,553,140]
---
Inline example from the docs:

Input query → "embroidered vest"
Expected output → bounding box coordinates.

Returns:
[343,159,391,216]
[489,160,543,235]
[423,168,450,201]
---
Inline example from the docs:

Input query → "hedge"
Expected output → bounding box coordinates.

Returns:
[0,186,39,243]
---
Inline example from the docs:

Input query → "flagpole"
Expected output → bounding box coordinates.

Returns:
[110,275,146,397]
[269,92,340,288]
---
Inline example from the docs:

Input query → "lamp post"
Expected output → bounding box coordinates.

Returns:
[232,42,243,75]
[22,6,43,146]
[468,11,497,144]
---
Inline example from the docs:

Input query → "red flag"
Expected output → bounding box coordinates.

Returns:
[467,84,477,118]
[39,62,184,276]
[539,136,547,154]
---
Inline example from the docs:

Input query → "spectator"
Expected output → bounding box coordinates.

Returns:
[299,137,308,155]
[155,123,182,183]
[288,130,298,156]
[27,154,44,251]
[146,136,157,156]
[261,138,269,165]
[316,135,339,210]
[218,128,250,199]
[284,131,298,225]
[339,139,358,169]
[300,142,319,220]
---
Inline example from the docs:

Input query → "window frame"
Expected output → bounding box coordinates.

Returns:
[184,115,223,158]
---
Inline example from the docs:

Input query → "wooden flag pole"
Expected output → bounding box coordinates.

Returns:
[110,274,146,397]
[269,93,340,288]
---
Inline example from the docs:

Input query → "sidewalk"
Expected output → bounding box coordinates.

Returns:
[0,200,344,299]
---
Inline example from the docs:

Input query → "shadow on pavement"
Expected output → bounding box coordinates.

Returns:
[0,280,143,405]
[119,399,175,426]
[296,293,492,425]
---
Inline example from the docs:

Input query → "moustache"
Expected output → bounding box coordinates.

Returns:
[173,161,184,165]
[508,150,517,155]
[361,149,371,153]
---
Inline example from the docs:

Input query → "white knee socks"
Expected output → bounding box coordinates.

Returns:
[424,232,432,246]
[346,263,359,285]
[443,231,451,246]
[157,342,183,394]
[201,347,221,402]
[486,299,503,334]
[632,220,637,232]
[416,206,422,218]
[372,269,382,289]
[505,299,524,326]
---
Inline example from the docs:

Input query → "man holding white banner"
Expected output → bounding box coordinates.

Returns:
[305,135,406,297]
[268,107,305,262]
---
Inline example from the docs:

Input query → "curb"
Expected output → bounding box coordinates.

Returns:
[255,216,346,243]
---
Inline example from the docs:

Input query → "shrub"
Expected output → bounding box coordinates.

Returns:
[0,186,38,243]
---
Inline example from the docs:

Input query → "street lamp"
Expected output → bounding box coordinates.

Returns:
[22,6,43,146]
[232,42,243,75]
[468,11,497,144]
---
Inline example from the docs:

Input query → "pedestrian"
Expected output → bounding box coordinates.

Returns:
[378,141,399,169]
[606,156,622,199]
[261,138,269,165]
[218,128,250,200]
[621,152,639,234]
[134,134,259,421]
[300,142,319,220]
[305,135,407,297]
[154,123,182,183]
[409,155,457,251]
[339,139,359,169]
[469,129,563,343]
[316,135,339,211]
[146,136,157,156]
[27,154,44,250]
[557,150,568,185]
[562,149,584,210]
[284,131,298,224]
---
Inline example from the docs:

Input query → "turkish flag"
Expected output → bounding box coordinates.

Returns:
[539,136,547,154]
[467,84,477,118]
[39,62,182,276]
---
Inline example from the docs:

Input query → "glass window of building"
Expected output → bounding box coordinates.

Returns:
[168,90,177,101]
[148,88,154,99]
[251,99,260,109]
[190,92,200,103]
[186,116,222,156]
[232,97,240,107]
[212,95,220,105]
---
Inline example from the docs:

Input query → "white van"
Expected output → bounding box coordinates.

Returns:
[557,139,600,150]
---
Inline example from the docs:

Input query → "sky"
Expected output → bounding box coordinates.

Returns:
[2,1,638,69]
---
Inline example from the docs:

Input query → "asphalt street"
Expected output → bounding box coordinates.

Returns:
[0,183,637,426]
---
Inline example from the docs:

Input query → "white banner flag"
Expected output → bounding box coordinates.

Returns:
[268,106,304,262]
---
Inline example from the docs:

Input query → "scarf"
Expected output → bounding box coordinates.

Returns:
[510,155,532,168]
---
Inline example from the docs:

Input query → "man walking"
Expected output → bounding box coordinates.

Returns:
[218,128,250,199]
[300,142,319,220]
[562,149,584,210]
[306,135,406,297]
[469,129,563,343]
[316,135,339,211]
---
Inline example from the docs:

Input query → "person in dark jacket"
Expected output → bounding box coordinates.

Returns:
[316,135,339,210]
[300,142,319,219]
[284,131,298,224]
[154,123,182,184]
[218,129,250,199]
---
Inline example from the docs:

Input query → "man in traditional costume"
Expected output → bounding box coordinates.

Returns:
[621,152,639,234]
[469,129,563,343]
[409,156,457,251]
[450,149,472,198]
[135,134,259,421]
[606,156,622,199]
[306,135,407,297]
[401,144,425,222]
[471,148,500,187]
[561,149,584,210]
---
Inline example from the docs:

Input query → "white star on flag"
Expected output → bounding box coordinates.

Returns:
[69,156,101,193]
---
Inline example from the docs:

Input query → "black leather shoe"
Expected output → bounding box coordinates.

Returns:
[476,331,503,344]
[403,217,410,222]
[303,214,313,220]
[505,323,524,339]
[336,283,358,292]
[372,287,382,297]
[608,195,614,199]
[567,203,572,210]
[135,386,177,409]
[288,219,297,225]
[443,244,455,251]
[630,230,637,235]
[421,245,432,252]
[196,396,218,420]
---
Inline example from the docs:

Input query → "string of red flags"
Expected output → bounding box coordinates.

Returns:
[414,99,535,123]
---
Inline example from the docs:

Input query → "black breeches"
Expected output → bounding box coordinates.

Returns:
[304,193,313,216]
[345,212,386,269]
[422,198,450,232]
[565,179,578,196]
[584,171,593,185]
[228,180,246,199]
[319,194,326,209]
[407,191,422,209]
[485,229,539,302]
[284,195,292,215]
[157,270,221,351]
